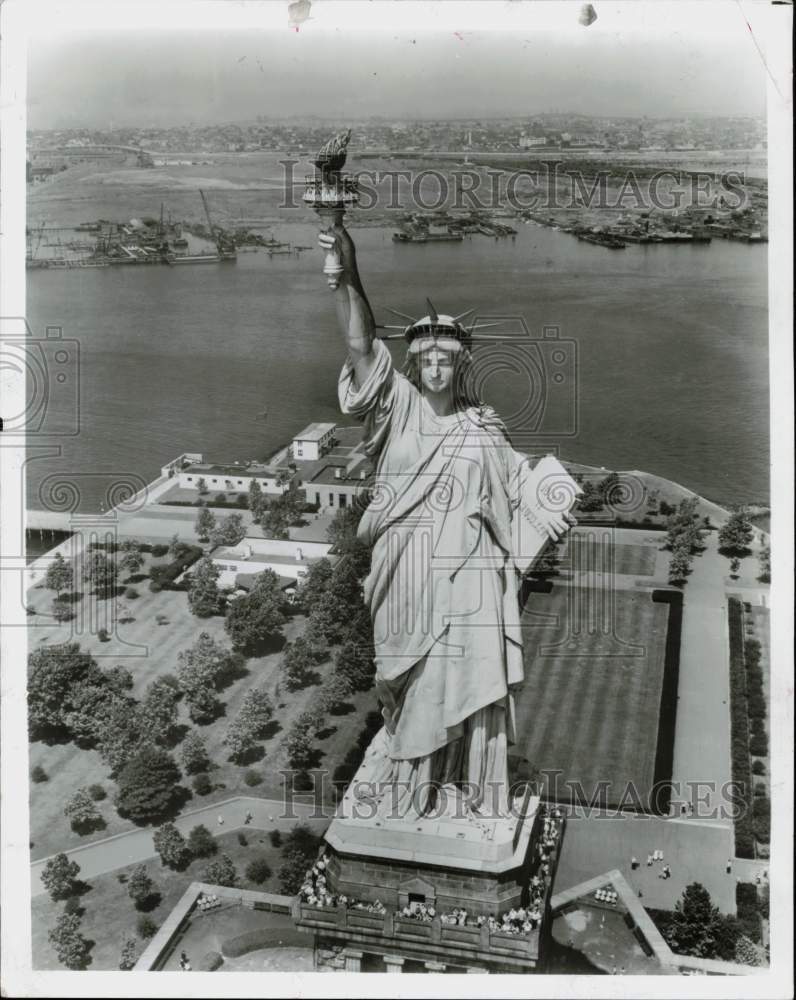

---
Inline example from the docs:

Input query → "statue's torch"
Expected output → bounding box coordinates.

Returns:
[303,129,359,281]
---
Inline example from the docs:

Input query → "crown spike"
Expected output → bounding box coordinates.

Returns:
[452,307,477,323]
[425,298,438,323]
[383,306,417,323]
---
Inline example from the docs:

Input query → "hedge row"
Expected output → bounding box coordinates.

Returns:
[728,598,755,858]
[148,544,203,591]
[89,540,168,556]
[651,590,684,812]
[735,882,762,943]
[163,498,248,510]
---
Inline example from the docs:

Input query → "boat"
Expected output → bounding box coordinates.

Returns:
[392,231,464,243]
[169,252,221,264]
[577,233,627,249]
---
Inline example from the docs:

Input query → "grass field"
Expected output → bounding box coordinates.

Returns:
[27,551,372,860]
[555,535,659,578]
[31,829,298,970]
[517,583,671,809]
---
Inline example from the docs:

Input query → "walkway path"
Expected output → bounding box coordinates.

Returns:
[669,532,733,819]
[31,795,333,898]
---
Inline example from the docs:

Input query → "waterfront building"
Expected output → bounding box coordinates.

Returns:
[210,534,334,589]
[177,460,292,496]
[292,425,374,512]
[292,422,337,462]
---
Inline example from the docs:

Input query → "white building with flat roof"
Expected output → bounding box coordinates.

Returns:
[178,461,291,496]
[292,422,337,462]
[210,535,333,588]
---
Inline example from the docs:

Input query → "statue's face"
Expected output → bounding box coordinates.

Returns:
[419,346,456,396]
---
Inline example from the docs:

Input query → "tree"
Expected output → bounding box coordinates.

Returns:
[188,556,222,618]
[718,508,754,557]
[319,672,355,714]
[278,852,313,895]
[729,557,741,578]
[51,597,76,623]
[665,883,724,958]
[245,856,272,885]
[83,550,118,595]
[668,546,692,584]
[28,643,105,737]
[187,823,217,859]
[203,853,238,888]
[44,552,74,596]
[141,678,180,744]
[94,695,145,773]
[222,716,259,763]
[598,471,620,506]
[758,544,771,583]
[152,822,190,869]
[136,915,158,939]
[195,503,216,543]
[305,555,365,647]
[734,933,760,966]
[224,569,286,650]
[278,825,321,894]
[248,479,265,519]
[210,512,246,548]
[334,639,376,692]
[115,746,182,821]
[64,787,102,833]
[240,685,274,734]
[283,719,316,772]
[177,632,232,723]
[119,543,144,577]
[326,505,362,550]
[168,533,182,559]
[196,477,209,495]
[260,502,290,540]
[127,864,155,909]
[48,912,91,970]
[223,685,273,761]
[295,557,333,610]
[41,853,81,901]
[576,479,604,513]
[280,638,318,692]
[180,730,210,774]
[119,938,138,970]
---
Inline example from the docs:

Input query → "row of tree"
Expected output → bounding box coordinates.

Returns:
[665,498,707,584]
[279,507,377,784]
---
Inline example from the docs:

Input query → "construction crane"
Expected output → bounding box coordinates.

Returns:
[27,219,46,259]
[199,189,236,260]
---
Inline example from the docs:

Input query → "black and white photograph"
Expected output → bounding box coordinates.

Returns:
[0,1,792,995]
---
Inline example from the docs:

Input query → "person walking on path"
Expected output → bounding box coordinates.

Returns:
[217,815,225,827]
[726,858,733,874]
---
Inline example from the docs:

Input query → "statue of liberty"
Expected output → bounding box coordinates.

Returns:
[317,224,575,820]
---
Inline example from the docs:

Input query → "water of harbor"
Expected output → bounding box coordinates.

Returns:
[25,213,768,513]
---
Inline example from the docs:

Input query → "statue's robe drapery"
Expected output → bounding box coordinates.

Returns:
[338,340,524,815]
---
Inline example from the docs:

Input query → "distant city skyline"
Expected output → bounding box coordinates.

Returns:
[28,18,767,130]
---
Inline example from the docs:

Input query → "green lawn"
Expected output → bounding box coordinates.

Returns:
[555,535,659,577]
[28,551,373,860]
[517,583,671,809]
[31,829,300,970]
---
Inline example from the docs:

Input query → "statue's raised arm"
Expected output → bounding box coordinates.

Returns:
[318,225,378,388]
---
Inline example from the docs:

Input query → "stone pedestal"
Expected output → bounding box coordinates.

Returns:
[293,736,565,973]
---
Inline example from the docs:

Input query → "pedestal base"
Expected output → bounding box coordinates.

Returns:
[293,733,565,973]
